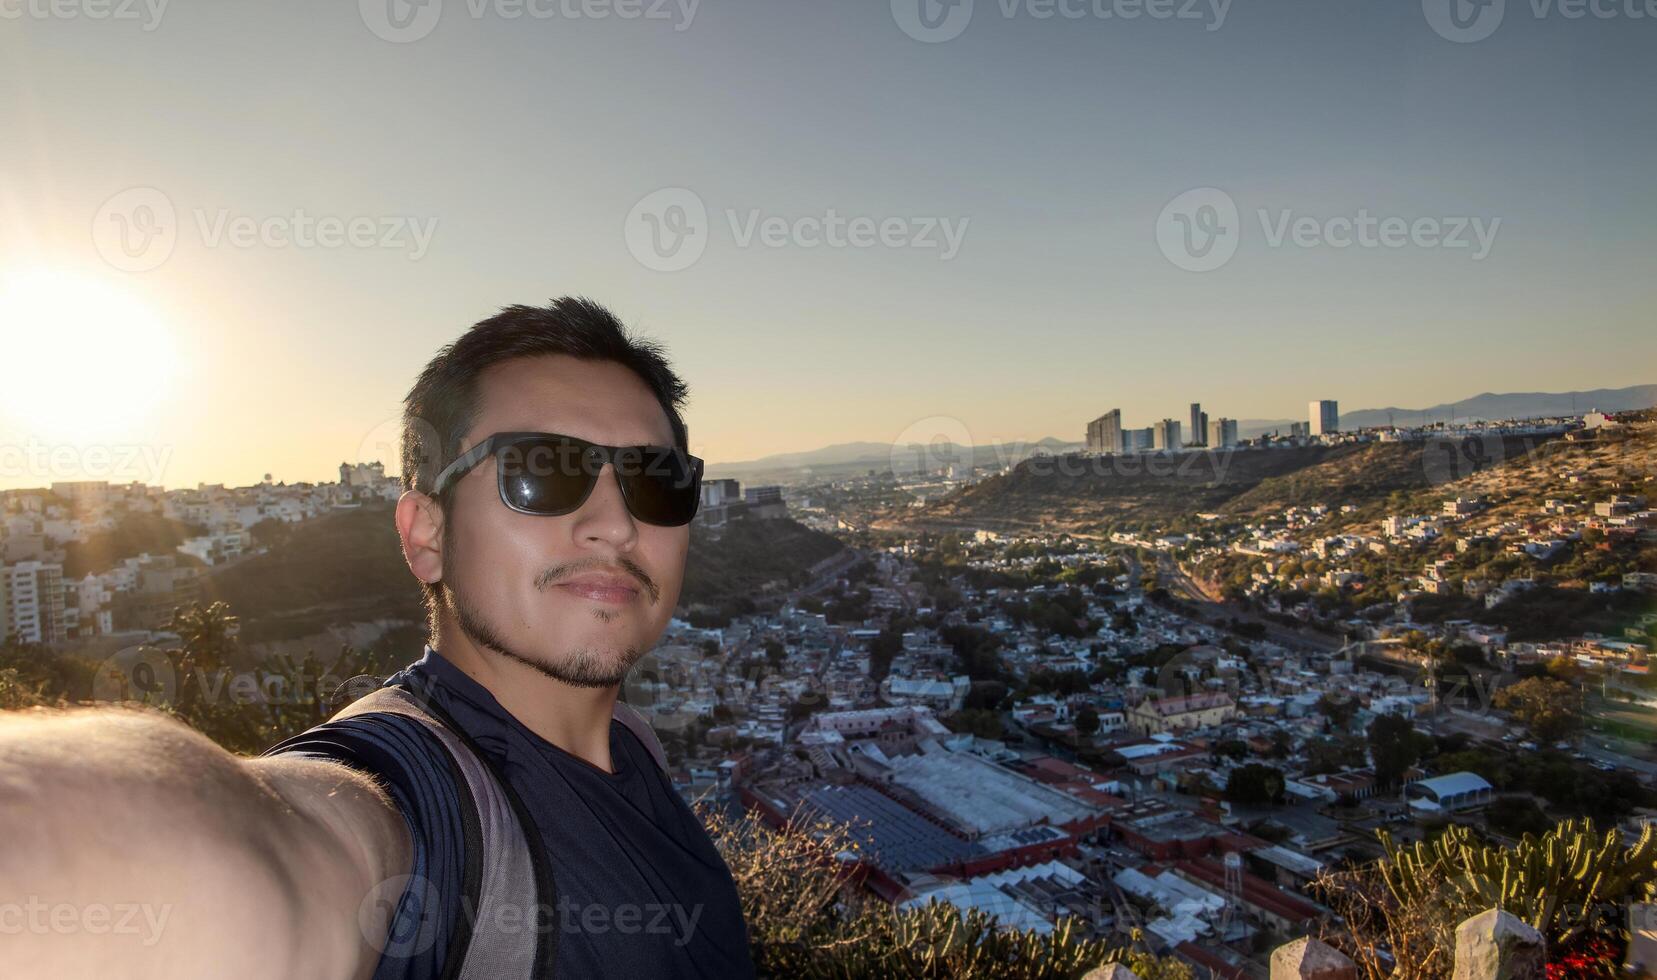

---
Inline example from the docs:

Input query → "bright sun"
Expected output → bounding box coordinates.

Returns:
[0,266,180,439]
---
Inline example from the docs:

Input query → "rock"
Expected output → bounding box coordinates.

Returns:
[1452,908,1545,980]
[1270,936,1358,980]
[1627,903,1657,977]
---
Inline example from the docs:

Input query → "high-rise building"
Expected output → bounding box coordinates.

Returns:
[1189,404,1205,446]
[1290,421,1310,439]
[1309,400,1340,436]
[2,561,66,645]
[1086,409,1123,454]
[1208,417,1239,448]
[701,478,741,507]
[1152,419,1182,451]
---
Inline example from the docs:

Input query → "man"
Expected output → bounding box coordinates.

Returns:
[0,298,755,979]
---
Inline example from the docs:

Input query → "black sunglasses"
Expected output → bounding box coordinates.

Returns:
[431,431,703,527]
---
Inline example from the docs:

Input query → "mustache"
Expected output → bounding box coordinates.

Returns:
[534,556,660,604]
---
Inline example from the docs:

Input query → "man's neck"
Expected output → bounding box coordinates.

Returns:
[433,625,621,773]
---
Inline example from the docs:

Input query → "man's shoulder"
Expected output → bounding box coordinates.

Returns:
[266,687,465,796]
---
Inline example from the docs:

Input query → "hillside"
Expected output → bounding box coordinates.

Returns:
[892,433,1572,536]
[203,504,424,641]
[680,514,846,611]
[899,445,1345,533]
[200,504,845,641]
[1217,433,1560,521]
[62,512,206,577]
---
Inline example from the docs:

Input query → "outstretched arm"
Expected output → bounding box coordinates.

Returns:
[0,706,411,980]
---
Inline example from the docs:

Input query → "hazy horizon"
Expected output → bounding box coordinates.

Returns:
[3,0,1653,491]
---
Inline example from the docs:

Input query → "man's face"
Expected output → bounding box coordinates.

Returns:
[435,354,689,687]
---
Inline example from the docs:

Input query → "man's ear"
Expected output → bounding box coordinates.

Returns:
[396,490,445,587]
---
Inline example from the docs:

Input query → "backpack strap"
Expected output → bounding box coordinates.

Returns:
[332,686,546,980]
[611,699,671,776]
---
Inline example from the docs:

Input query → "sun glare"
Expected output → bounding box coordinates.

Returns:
[0,267,181,439]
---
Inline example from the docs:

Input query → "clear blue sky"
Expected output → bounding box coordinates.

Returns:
[1,0,1652,488]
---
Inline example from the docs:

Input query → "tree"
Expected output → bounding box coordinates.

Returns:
[868,627,902,682]
[1494,676,1582,744]
[1075,707,1100,737]
[945,709,1003,741]
[1213,739,1248,761]
[1316,691,1358,731]
[1367,712,1431,788]
[1305,735,1367,776]
[1224,764,1285,806]
[941,625,1004,682]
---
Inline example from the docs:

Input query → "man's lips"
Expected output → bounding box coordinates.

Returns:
[554,574,642,605]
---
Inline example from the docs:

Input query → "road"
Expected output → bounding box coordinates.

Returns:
[1150,551,1346,653]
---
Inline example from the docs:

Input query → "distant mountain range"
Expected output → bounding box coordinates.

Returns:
[1233,385,1657,439]
[705,385,1656,484]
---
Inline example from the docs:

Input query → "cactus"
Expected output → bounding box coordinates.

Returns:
[1374,818,1657,946]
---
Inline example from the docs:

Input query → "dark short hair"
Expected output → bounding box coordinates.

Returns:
[401,297,690,623]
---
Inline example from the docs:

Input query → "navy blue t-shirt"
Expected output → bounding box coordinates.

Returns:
[267,647,754,980]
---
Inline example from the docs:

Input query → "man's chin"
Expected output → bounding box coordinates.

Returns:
[506,644,642,689]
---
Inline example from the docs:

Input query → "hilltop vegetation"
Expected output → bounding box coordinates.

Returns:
[899,433,1581,538]
[203,504,424,642]
[907,445,1344,533]
[680,514,846,622]
[62,511,206,577]
[196,504,845,642]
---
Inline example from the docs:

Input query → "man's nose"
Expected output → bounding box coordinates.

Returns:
[570,463,638,548]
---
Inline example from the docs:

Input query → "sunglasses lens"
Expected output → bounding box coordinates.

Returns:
[617,446,701,526]
[497,437,594,514]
